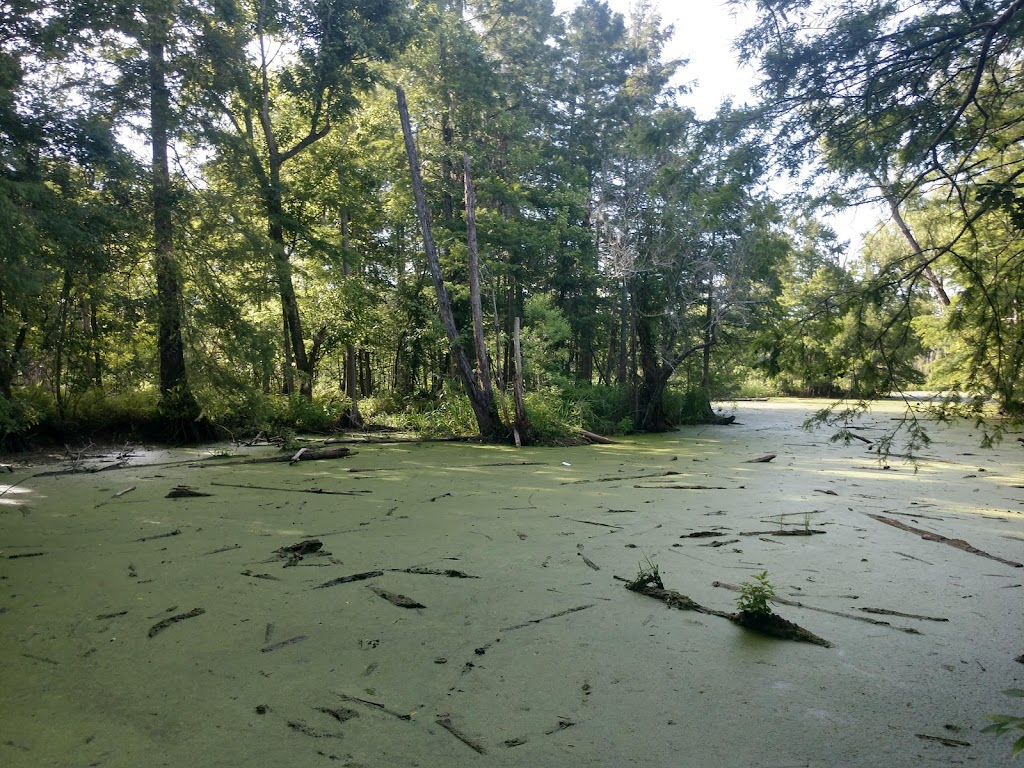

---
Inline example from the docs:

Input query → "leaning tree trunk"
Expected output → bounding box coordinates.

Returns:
[266,173,313,397]
[148,7,203,441]
[339,207,362,428]
[396,86,505,440]
[464,154,493,396]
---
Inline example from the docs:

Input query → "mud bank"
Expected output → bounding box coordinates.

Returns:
[1,399,1022,767]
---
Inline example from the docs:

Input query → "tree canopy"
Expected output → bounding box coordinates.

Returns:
[1,0,1022,448]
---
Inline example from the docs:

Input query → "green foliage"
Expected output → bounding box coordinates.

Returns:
[665,387,713,426]
[522,388,583,445]
[982,689,1024,760]
[0,388,54,447]
[736,571,775,616]
[560,383,633,436]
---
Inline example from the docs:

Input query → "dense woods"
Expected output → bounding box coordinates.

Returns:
[1,0,1022,447]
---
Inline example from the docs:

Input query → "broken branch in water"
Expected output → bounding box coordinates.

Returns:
[147,608,205,638]
[500,604,595,632]
[859,607,948,622]
[634,484,729,490]
[392,567,479,578]
[368,586,425,609]
[261,635,307,653]
[866,514,1023,568]
[435,717,487,754]
[335,692,412,721]
[209,481,368,496]
[136,529,181,542]
[313,570,383,589]
[569,519,623,529]
[166,486,212,498]
[711,581,922,634]
[625,577,832,646]
[562,471,681,485]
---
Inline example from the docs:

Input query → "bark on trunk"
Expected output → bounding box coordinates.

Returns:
[267,178,312,397]
[512,316,532,445]
[464,155,493,396]
[148,8,203,441]
[396,87,504,440]
[340,207,362,427]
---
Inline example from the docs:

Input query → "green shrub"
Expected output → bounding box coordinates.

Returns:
[736,571,776,616]
[982,689,1024,759]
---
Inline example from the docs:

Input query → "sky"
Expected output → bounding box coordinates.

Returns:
[556,0,761,118]
[554,0,877,250]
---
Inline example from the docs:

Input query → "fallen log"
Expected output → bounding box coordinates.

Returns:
[866,514,1023,568]
[712,581,922,634]
[626,579,831,646]
[579,429,616,444]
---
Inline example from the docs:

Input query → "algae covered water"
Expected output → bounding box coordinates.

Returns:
[1,400,1022,767]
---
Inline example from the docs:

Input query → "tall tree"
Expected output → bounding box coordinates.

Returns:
[737,0,1024,412]
[204,0,408,396]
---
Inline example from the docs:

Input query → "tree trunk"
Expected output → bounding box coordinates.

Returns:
[512,316,532,444]
[463,155,493,396]
[148,7,203,441]
[267,175,312,397]
[396,86,505,439]
[701,281,714,391]
[635,311,672,431]
[340,207,362,428]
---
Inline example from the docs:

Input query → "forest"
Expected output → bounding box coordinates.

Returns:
[1,0,1023,448]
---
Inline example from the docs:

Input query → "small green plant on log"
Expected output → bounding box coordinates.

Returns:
[736,571,775,616]
[982,689,1024,759]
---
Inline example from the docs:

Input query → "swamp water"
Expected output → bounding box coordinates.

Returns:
[1,399,1022,767]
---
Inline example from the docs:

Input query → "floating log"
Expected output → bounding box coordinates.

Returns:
[166,486,212,498]
[500,604,595,632]
[368,586,425,609]
[147,607,205,638]
[436,718,487,754]
[313,570,383,589]
[867,513,1023,568]
[579,429,616,444]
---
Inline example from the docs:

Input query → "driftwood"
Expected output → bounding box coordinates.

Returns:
[392,567,479,578]
[712,581,922,634]
[245,446,354,465]
[136,529,181,542]
[867,513,1023,568]
[635,484,729,490]
[261,635,307,653]
[210,481,368,496]
[576,544,600,570]
[860,606,948,622]
[563,471,681,485]
[166,486,212,498]
[436,718,487,755]
[579,429,616,444]
[335,692,412,721]
[147,607,205,638]
[368,586,425,609]
[624,575,831,646]
[746,453,777,463]
[313,570,383,589]
[500,604,595,632]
